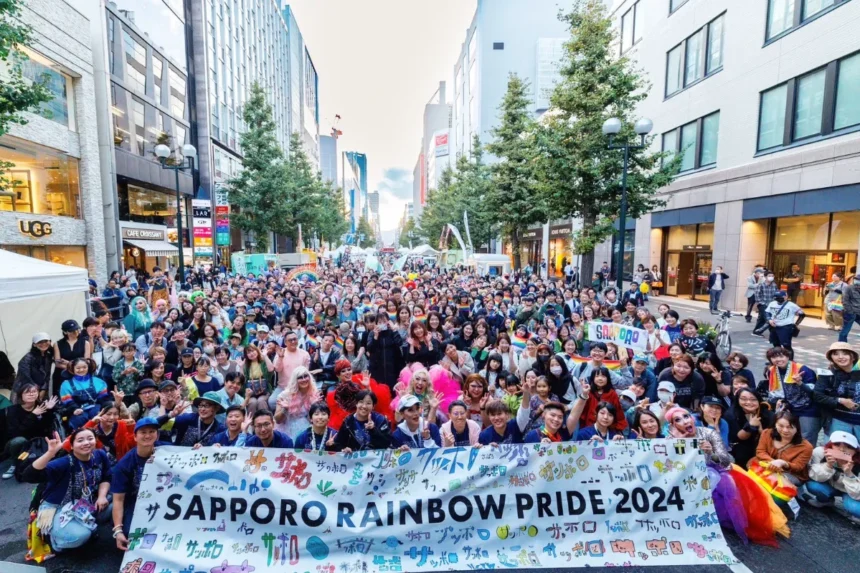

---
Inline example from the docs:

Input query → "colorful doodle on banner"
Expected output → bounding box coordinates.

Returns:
[286,265,319,284]
[587,322,649,352]
[119,441,737,573]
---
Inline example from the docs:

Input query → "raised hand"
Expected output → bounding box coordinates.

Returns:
[112,390,125,405]
[364,419,375,431]
[44,396,59,410]
[428,391,443,410]
[45,431,63,455]
[242,413,253,433]
[32,403,48,417]
[442,431,455,447]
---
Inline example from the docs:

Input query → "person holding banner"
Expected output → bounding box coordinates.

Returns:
[293,403,338,451]
[478,385,533,446]
[245,410,293,447]
[440,400,481,446]
[330,389,392,453]
[631,408,665,439]
[524,379,589,443]
[576,401,624,441]
[111,417,162,550]
[211,405,252,447]
[168,392,224,447]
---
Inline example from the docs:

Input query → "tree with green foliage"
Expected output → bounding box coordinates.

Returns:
[356,216,376,249]
[398,217,417,248]
[311,183,350,247]
[536,0,679,280]
[417,166,456,247]
[280,131,328,244]
[485,74,547,270]
[0,0,56,193]
[224,82,287,252]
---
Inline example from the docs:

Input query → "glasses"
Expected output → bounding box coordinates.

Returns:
[298,374,311,380]
[139,390,156,396]
[254,422,273,429]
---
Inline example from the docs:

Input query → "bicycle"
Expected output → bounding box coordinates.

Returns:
[714,310,743,360]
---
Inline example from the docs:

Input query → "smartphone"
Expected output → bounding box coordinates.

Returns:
[830,449,853,463]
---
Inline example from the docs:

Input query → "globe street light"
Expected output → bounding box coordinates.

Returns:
[602,117,652,290]
[155,143,196,278]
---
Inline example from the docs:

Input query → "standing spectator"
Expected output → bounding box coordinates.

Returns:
[753,271,778,336]
[708,266,730,314]
[764,291,805,354]
[273,331,311,390]
[52,320,91,390]
[744,267,763,323]
[838,274,860,342]
[824,271,845,331]
[784,262,803,304]
[15,333,53,398]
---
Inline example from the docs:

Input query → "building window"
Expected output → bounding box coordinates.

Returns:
[0,135,81,218]
[766,0,850,42]
[168,67,186,119]
[119,183,179,227]
[12,49,75,129]
[834,52,860,131]
[662,111,720,172]
[493,42,504,50]
[757,51,860,152]
[3,245,87,269]
[665,13,724,97]
[670,0,690,13]
[122,30,147,95]
[132,98,146,156]
[153,57,163,105]
[620,2,640,54]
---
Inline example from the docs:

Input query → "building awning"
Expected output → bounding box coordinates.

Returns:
[123,239,179,257]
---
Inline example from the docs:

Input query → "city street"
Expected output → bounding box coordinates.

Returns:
[1,293,857,573]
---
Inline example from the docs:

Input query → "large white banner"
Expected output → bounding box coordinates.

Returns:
[119,441,736,573]
[588,322,650,352]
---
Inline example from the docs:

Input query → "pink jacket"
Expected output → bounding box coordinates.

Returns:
[440,419,481,446]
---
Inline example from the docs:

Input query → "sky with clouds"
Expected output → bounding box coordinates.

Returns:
[286,0,477,243]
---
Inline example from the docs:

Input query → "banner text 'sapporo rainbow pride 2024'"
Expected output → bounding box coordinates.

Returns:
[119,441,737,573]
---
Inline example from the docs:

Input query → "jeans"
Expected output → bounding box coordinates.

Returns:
[837,312,860,342]
[745,295,756,320]
[799,416,823,446]
[803,481,860,519]
[769,324,794,351]
[829,418,860,442]
[67,404,100,430]
[709,289,723,311]
[754,303,770,333]
[46,503,111,551]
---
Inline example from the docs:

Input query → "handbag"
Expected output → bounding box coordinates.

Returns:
[747,459,798,503]
[827,295,844,312]
[652,281,663,288]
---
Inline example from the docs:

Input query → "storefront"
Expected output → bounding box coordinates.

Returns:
[518,228,542,271]
[119,222,179,272]
[548,223,573,278]
[741,189,860,318]
[0,136,90,272]
[610,218,637,283]
[653,205,715,302]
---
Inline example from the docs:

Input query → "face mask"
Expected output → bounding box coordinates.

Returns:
[658,391,673,403]
[766,277,774,282]
[620,398,634,410]
[550,366,563,376]
[538,355,549,363]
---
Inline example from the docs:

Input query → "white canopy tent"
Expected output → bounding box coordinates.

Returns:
[411,244,439,256]
[0,249,89,365]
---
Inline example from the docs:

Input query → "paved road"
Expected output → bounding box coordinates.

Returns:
[2,294,858,573]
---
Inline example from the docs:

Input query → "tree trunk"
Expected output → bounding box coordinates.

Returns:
[511,232,521,271]
[579,213,597,283]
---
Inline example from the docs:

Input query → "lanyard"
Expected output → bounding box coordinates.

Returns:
[197,417,216,443]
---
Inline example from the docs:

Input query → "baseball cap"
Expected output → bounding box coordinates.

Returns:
[633,353,649,364]
[61,319,80,332]
[700,395,725,409]
[620,390,637,403]
[230,332,243,339]
[398,395,421,412]
[829,430,860,450]
[657,381,676,392]
[775,290,787,298]
[256,324,270,333]
[32,332,51,344]
[158,380,178,391]
[134,417,161,433]
[181,348,195,357]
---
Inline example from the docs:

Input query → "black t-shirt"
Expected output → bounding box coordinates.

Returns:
[658,369,705,409]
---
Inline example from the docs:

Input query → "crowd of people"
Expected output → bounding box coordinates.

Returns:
[2,258,860,562]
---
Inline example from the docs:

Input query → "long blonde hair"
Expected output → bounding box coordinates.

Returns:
[284,366,320,417]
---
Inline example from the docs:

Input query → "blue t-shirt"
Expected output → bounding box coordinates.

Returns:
[110,449,152,533]
[478,419,523,445]
[212,430,248,447]
[192,376,222,395]
[575,425,621,441]
[294,427,337,450]
[41,450,111,505]
[172,413,225,447]
[245,431,294,448]
[391,423,442,449]
[524,426,572,443]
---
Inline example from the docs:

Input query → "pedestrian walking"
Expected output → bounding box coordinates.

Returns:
[708,266,730,314]
[753,271,778,336]
[744,267,764,323]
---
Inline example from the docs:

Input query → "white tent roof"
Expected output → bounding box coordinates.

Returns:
[470,254,512,263]
[411,244,439,255]
[0,248,89,302]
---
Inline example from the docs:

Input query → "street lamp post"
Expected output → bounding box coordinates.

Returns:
[602,117,653,291]
[154,143,197,280]
[408,230,416,250]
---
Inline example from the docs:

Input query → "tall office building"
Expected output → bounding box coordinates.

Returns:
[606,0,860,318]
[413,82,451,219]
[191,0,320,259]
[0,0,107,282]
[341,151,367,234]
[70,0,194,275]
[319,134,338,185]
[451,0,570,159]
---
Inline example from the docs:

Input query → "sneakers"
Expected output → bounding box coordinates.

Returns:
[797,488,830,508]
[1,464,15,480]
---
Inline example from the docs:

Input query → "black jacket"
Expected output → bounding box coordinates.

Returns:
[842,283,860,315]
[401,339,442,369]
[310,347,342,383]
[366,329,404,388]
[331,412,391,452]
[15,347,53,394]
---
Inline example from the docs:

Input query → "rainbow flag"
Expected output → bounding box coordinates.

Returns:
[312,313,323,326]
[305,335,319,350]
[567,355,623,371]
[334,336,344,352]
[511,333,529,351]
[388,312,397,323]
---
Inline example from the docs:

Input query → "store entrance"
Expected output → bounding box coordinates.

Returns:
[665,251,712,299]
[770,252,857,318]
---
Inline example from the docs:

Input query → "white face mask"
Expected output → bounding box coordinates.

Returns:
[658,391,673,403]
[766,276,774,282]
[550,366,563,376]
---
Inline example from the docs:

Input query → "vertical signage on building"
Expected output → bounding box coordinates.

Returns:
[192,199,213,258]
[214,185,230,247]
[435,132,449,157]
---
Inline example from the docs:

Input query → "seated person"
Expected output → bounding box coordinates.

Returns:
[391,395,442,449]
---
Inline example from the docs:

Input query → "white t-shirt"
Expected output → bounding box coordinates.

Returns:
[766,300,802,326]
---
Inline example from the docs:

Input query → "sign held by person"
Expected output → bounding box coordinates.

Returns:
[588,322,649,352]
